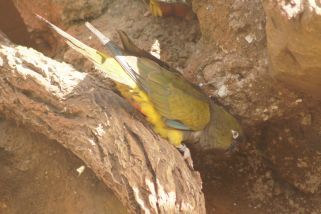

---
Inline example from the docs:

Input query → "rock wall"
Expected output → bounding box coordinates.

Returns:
[263,0,321,100]
[192,0,266,54]
[0,0,34,47]
[189,0,321,197]
[11,0,112,55]
[13,0,111,28]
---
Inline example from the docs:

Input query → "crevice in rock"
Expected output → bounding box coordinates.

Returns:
[0,0,35,48]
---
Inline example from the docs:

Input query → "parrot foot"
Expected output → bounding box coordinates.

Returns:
[177,144,194,170]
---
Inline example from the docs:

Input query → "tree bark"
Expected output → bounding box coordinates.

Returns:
[0,34,205,213]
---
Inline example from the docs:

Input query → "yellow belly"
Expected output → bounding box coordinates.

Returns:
[116,83,183,146]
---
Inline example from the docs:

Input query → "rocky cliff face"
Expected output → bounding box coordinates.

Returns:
[188,0,321,211]
[263,0,321,100]
[10,0,112,55]
[13,0,111,27]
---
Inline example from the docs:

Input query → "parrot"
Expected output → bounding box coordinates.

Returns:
[36,15,243,167]
[147,0,192,17]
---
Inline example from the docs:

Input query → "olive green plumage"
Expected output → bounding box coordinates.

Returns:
[122,56,211,131]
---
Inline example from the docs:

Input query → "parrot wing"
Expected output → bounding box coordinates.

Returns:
[124,55,211,131]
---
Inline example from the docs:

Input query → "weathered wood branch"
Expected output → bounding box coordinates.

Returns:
[0,35,205,213]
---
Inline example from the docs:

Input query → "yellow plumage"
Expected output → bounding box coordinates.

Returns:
[116,83,183,146]
[149,0,163,16]
[148,0,192,17]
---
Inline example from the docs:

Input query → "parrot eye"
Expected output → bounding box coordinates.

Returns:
[231,130,239,139]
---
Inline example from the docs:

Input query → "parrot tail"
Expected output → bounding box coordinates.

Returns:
[84,22,149,92]
[35,14,136,88]
[35,14,108,66]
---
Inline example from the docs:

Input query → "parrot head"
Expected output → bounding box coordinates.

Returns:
[198,103,244,152]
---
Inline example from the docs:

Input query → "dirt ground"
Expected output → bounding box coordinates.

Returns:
[1,0,321,213]
[0,118,127,214]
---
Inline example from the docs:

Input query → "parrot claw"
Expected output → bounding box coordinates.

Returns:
[177,144,194,170]
[144,10,151,17]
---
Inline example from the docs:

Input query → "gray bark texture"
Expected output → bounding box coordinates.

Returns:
[0,34,205,214]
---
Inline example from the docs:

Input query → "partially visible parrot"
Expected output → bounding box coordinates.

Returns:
[36,15,243,167]
[147,0,192,17]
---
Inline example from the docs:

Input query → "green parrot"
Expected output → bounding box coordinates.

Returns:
[36,15,243,167]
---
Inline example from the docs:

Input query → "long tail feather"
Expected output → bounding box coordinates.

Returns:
[35,14,107,65]
[84,22,148,91]
[35,14,135,87]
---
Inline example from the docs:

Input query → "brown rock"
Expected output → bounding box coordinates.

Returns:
[190,0,321,196]
[191,0,266,53]
[259,109,321,193]
[0,0,34,47]
[12,0,111,29]
[9,0,112,55]
[263,0,321,100]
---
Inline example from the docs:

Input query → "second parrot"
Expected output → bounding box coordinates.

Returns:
[148,0,192,17]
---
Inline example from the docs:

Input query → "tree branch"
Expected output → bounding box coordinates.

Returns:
[0,35,205,213]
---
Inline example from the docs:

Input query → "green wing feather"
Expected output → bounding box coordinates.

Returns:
[125,57,211,130]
